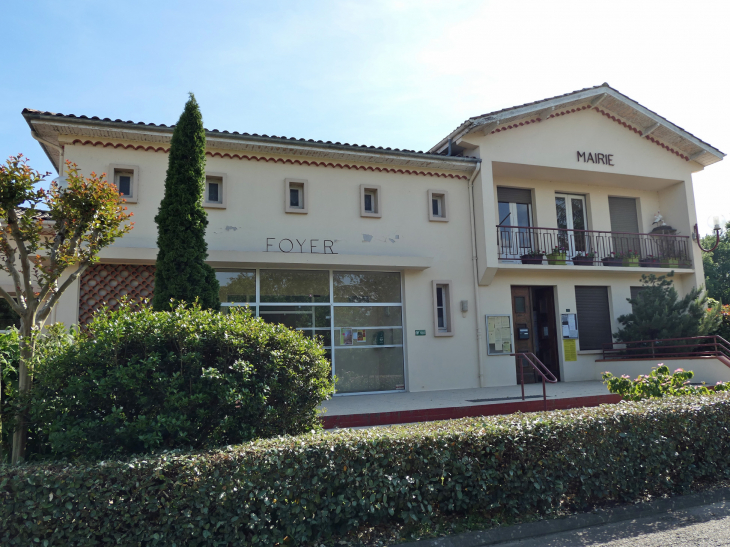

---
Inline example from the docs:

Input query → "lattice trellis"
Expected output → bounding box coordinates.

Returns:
[78,264,155,325]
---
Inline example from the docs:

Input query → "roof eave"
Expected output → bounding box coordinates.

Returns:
[428,86,725,166]
[23,110,480,173]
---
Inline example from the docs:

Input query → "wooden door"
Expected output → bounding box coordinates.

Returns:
[534,287,560,381]
[511,286,537,383]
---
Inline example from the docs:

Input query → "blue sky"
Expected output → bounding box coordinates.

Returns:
[1,0,728,233]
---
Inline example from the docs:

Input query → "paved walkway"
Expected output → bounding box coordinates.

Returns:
[320,380,611,416]
[496,501,730,546]
[398,486,730,547]
[319,381,619,428]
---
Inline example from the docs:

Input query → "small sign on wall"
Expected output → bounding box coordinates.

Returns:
[563,339,577,361]
[415,330,426,336]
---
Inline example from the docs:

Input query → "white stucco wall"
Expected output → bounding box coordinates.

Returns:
[9,104,716,394]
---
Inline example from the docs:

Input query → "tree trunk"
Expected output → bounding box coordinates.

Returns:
[0,358,3,464]
[11,321,33,465]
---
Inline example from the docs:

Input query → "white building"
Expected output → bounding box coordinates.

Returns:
[21,83,727,394]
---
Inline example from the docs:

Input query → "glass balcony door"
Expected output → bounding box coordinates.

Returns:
[555,194,588,257]
[498,201,534,261]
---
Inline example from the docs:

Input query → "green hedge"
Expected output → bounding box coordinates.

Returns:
[3,394,730,545]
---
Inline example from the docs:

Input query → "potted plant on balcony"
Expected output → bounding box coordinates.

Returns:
[639,254,660,267]
[546,246,568,265]
[622,249,640,268]
[520,250,545,265]
[602,251,622,267]
[572,251,595,266]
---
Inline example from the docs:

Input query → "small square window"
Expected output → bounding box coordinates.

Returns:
[285,178,308,214]
[204,174,226,208]
[360,184,381,218]
[432,280,454,336]
[108,164,139,203]
[428,190,448,222]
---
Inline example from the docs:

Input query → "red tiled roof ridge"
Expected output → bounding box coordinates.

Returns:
[22,108,473,159]
[68,139,469,180]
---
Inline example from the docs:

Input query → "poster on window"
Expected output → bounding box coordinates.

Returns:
[486,315,512,355]
[341,328,353,346]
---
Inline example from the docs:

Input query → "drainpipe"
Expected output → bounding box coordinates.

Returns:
[467,161,485,387]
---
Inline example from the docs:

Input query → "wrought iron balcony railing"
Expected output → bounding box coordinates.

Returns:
[496,225,693,268]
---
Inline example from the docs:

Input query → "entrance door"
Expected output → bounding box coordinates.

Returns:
[555,194,588,256]
[511,286,537,383]
[532,287,560,381]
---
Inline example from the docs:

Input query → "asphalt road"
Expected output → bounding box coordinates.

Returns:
[495,501,730,546]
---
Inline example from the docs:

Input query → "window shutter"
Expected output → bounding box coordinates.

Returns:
[575,286,612,350]
[608,197,639,233]
[497,187,532,204]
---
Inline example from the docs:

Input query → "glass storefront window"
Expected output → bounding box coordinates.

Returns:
[334,347,405,393]
[260,270,329,303]
[216,270,255,304]
[258,305,331,329]
[333,306,402,327]
[215,268,404,394]
[333,271,401,303]
[333,327,402,346]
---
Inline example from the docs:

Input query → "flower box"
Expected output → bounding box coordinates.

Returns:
[520,254,544,265]
[572,255,594,266]
[546,251,567,266]
[639,257,660,268]
[602,256,622,267]
[622,257,640,268]
[663,258,679,269]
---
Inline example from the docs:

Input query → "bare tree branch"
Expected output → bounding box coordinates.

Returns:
[0,285,23,315]
[38,262,91,321]
[0,229,27,311]
[6,209,36,307]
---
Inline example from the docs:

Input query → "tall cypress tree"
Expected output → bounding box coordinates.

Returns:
[152,94,219,310]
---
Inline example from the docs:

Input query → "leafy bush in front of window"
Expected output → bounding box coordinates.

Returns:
[23,302,332,460]
[4,394,730,545]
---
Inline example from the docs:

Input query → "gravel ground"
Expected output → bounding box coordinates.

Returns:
[495,501,730,546]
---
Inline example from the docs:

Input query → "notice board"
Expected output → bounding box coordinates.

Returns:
[486,315,512,355]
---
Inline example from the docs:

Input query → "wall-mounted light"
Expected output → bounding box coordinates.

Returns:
[693,215,726,252]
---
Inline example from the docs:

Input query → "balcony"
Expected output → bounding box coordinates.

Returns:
[496,225,693,268]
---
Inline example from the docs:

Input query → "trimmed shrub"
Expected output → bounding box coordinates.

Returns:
[25,302,332,460]
[603,364,730,401]
[4,395,730,545]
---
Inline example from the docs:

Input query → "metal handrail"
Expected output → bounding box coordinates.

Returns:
[496,224,692,267]
[497,224,691,238]
[510,352,558,410]
[602,335,730,361]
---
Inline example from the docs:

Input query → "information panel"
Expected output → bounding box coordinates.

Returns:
[561,313,579,339]
[486,315,512,355]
